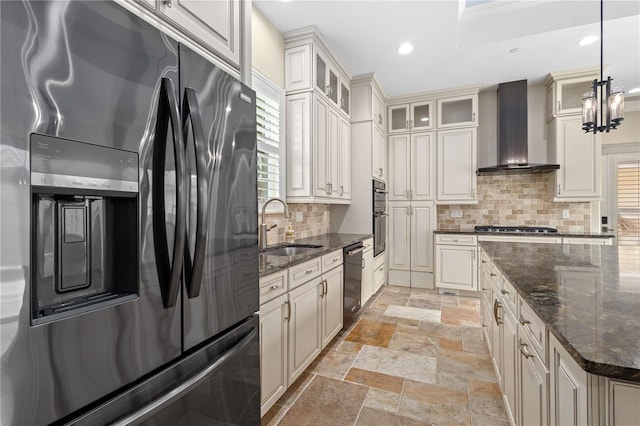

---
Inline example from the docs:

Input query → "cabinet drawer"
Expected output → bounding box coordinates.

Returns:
[488,263,501,292]
[519,299,547,364]
[363,238,374,252]
[435,234,477,246]
[321,249,343,273]
[259,270,288,305]
[480,250,491,268]
[501,277,518,316]
[374,252,385,270]
[563,237,611,245]
[289,257,322,290]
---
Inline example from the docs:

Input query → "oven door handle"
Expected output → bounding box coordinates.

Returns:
[373,213,388,217]
[374,189,388,194]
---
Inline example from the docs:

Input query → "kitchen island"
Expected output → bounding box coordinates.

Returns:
[480,241,639,382]
[479,241,640,426]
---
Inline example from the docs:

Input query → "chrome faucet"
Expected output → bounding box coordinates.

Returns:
[259,198,290,250]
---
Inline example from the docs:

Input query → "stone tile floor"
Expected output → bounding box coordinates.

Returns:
[262,285,509,426]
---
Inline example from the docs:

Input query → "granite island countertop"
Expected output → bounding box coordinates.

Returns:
[435,229,615,238]
[479,241,640,382]
[259,233,372,277]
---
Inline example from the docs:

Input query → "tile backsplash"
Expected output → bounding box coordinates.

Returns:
[261,203,331,245]
[437,174,592,233]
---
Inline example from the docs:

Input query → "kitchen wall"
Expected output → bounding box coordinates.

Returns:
[437,173,592,232]
[251,6,284,87]
[262,204,331,245]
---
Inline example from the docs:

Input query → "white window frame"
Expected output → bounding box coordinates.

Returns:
[253,69,286,211]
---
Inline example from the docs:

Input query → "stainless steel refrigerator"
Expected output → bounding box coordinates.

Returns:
[0,1,259,424]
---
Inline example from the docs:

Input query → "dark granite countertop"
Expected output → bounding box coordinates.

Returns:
[435,229,615,238]
[259,233,372,277]
[479,241,640,382]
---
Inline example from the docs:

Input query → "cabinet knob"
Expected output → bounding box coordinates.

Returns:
[519,339,535,359]
[269,285,279,291]
[163,0,173,7]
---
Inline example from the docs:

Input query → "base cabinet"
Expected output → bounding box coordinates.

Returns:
[518,330,549,426]
[502,305,518,425]
[288,277,322,385]
[549,333,588,426]
[362,248,374,305]
[435,234,478,292]
[259,294,289,416]
[321,265,344,347]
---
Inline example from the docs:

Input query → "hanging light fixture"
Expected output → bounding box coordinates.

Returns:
[582,0,624,133]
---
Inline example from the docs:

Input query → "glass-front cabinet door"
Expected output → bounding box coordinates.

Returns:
[340,82,350,115]
[388,104,409,133]
[411,101,433,131]
[437,94,478,128]
[555,77,595,117]
[328,69,339,104]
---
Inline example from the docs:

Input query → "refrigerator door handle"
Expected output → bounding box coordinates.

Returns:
[152,77,187,308]
[111,327,258,426]
[181,87,208,299]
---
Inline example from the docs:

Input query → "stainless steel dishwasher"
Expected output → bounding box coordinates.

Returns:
[343,241,364,327]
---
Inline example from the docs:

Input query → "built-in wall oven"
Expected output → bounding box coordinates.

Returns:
[372,180,387,256]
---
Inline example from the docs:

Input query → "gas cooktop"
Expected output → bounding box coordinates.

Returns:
[474,225,558,234]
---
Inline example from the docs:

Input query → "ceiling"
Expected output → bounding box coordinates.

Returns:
[253,0,640,98]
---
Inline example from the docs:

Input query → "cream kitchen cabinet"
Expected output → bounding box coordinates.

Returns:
[549,333,589,426]
[435,234,478,292]
[259,293,289,416]
[287,276,322,385]
[361,241,375,306]
[373,253,386,293]
[518,328,549,426]
[351,74,387,182]
[548,115,601,201]
[286,92,350,203]
[372,126,387,182]
[320,264,344,348]
[284,32,350,119]
[544,69,598,120]
[388,101,434,134]
[437,94,478,128]
[388,201,435,288]
[156,0,241,68]
[389,132,435,201]
[436,127,477,203]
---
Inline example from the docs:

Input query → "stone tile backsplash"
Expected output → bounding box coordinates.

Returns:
[437,174,592,233]
[261,203,331,246]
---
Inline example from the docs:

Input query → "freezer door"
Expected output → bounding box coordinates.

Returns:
[0,2,181,424]
[70,316,260,426]
[179,45,259,350]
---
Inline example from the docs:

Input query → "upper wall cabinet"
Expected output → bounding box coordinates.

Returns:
[284,30,351,119]
[388,102,434,134]
[437,94,478,128]
[284,28,352,204]
[544,68,599,121]
[125,0,243,71]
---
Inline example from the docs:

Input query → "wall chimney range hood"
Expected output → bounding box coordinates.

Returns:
[477,80,560,175]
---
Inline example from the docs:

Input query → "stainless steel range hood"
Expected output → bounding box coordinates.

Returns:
[477,80,559,175]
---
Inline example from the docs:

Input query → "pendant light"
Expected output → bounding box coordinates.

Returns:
[581,0,624,133]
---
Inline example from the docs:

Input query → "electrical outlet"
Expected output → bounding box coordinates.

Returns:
[295,211,303,222]
[562,210,570,219]
[450,209,463,218]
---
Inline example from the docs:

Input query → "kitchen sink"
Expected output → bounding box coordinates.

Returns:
[260,244,323,256]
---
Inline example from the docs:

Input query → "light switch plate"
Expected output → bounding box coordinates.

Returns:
[295,211,303,222]
[562,210,570,219]
[450,209,463,218]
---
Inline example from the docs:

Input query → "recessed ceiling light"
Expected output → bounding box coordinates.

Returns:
[509,48,520,54]
[578,35,598,46]
[629,87,640,94]
[398,43,413,55]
